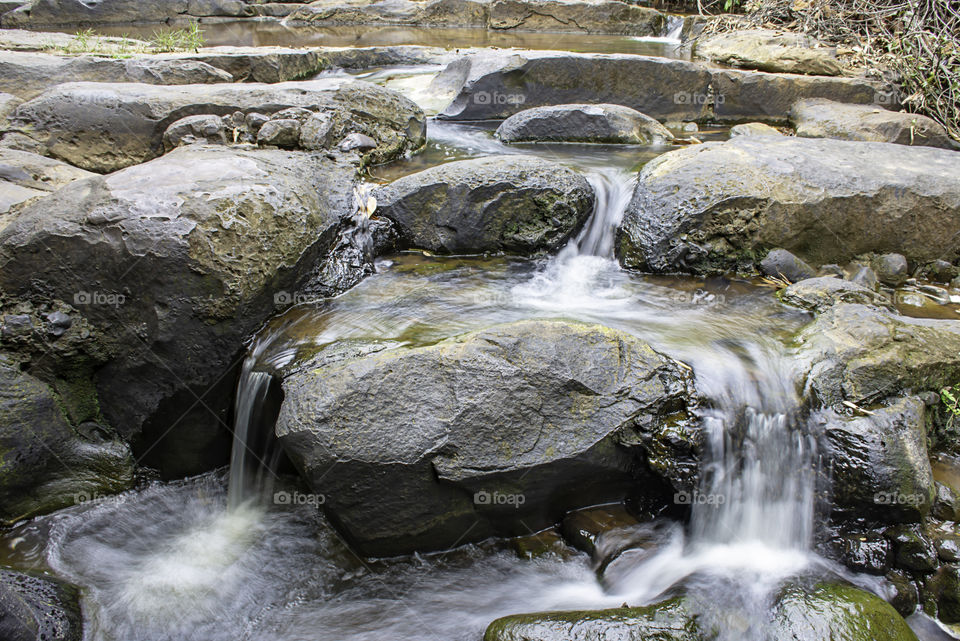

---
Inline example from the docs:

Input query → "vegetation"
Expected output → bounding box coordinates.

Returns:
[695,0,960,143]
[44,24,205,57]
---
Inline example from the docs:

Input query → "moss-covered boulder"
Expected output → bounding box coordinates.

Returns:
[276,319,696,555]
[373,156,594,255]
[0,569,82,641]
[0,145,360,478]
[617,137,960,275]
[484,597,702,641]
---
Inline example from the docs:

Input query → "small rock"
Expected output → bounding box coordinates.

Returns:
[45,310,72,337]
[887,570,920,617]
[300,112,334,150]
[818,264,845,278]
[729,122,783,137]
[933,482,960,521]
[926,259,957,283]
[257,119,302,148]
[1,313,32,339]
[926,564,960,623]
[832,532,890,574]
[338,132,378,152]
[163,114,227,151]
[760,248,816,282]
[849,265,878,290]
[936,531,960,563]
[780,276,890,312]
[244,111,269,133]
[272,107,314,122]
[874,253,909,286]
[886,525,938,572]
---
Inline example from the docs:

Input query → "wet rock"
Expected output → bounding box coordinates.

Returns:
[0,146,360,478]
[779,277,891,312]
[484,596,701,641]
[0,50,234,100]
[162,114,228,150]
[0,363,134,523]
[886,525,938,572]
[560,503,640,557]
[0,569,82,641]
[932,483,960,522]
[773,581,918,641]
[816,397,934,523]
[729,122,782,137]
[796,303,960,407]
[887,570,920,617]
[495,104,674,144]
[373,155,593,255]
[276,319,697,555]
[433,50,888,123]
[617,138,960,276]
[873,253,910,286]
[8,78,425,172]
[927,564,960,622]
[0,148,94,213]
[924,260,957,283]
[791,99,960,150]
[935,528,960,563]
[45,310,72,337]
[850,265,879,290]
[830,532,890,574]
[695,29,842,76]
[257,118,302,148]
[509,529,570,559]
[338,132,377,152]
[760,248,816,282]
[287,0,666,35]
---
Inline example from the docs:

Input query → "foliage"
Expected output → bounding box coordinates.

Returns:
[43,23,204,57]
[150,23,205,53]
[943,385,960,429]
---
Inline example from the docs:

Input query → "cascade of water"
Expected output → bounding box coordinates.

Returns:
[663,15,685,41]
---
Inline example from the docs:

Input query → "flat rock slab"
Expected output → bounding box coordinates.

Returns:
[373,155,594,254]
[431,50,891,123]
[8,77,425,172]
[0,145,359,477]
[276,319,696,555]
[0,148,93,214]
[695,29,842,76]
[0,50,234,100]
[495,103,674,144]
[1,0,271,26]
[791,98,959,150]
[617,137,960,275]
[286,0,666,35]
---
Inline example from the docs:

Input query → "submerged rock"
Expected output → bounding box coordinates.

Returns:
[0,362,134,523]
[495,103,674,144]
[276,319,696,555]
[617,137,960,275]
[0,569,82,641]
[791,99,959,150]
[816,397,934,523]
[695,29,842,76]
[8,78,425,172]
[433,50,889,123]
[374,155,593,255]
[0,145,359,478]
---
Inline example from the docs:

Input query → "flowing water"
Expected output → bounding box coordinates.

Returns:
[0,88,903,640]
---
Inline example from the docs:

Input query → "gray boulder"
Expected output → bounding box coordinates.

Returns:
[0,569,82,641]
[0,148,93,214]
[495,103,674,144]
[779,277,891,312]
[0,145,360,478]
[8,78,426,172]
[0,362,134,523]
[276,319,697,555]
[0,50,234,100]
[695,29,842,76]
[374,155,593,255]
[791,98,959,150]
[816,397,935,523]
[1,0,258,25]
[617,137,960,275]
[729,122,782,137]
[432,50,890,123]
[162,114,228,150]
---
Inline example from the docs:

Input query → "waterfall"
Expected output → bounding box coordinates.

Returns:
[662,15,685,42]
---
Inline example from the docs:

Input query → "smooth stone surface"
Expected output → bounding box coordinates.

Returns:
[729,121,783,137]
[617,137,960,275]
[696,29,842,76]
[760,248,816,282]
[495,103,674,144]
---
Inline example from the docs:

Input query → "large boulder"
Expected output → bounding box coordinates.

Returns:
[0,361,134,523]
[695,29,842,76]
[0,0,260,25]
[432,50,890,123]
[815,396,935,523]
[617,137,960,275]
[795,303,960,407]
[275,319,697,555]
[373,155,593,255]
[495,103,674,144]
[7,78,426,172]
[790,98,959,150]
[287,0,666,35]
[0,51,234,100]
[0,148,94,215]
[0,569,82,641]
[0,145,360,478]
